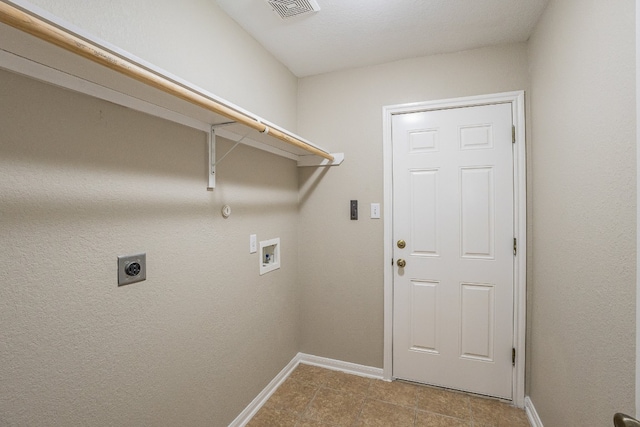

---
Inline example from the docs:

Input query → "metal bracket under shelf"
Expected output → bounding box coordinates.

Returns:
[297,152,345,167]
[208,129,216,190]
[207,126,343,190]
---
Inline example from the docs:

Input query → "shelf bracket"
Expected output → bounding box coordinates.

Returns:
[208,126,345,188]
[208,127,216,190]
[297,153,345,167]
[208,125,251,190]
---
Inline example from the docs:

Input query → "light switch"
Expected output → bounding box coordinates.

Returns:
[371,203,381,219]
[250,234,257,254]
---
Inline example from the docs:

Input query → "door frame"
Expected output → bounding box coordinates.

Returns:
[382,91,527,407]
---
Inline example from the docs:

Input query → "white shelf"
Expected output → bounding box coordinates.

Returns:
[0,0,343,189]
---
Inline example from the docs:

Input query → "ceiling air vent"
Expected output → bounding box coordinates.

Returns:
[267,0,320,19]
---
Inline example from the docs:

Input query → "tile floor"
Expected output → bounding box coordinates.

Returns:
[247,364,530,427]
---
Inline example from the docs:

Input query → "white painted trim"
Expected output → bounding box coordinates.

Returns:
[512,91,528,408]
[382,103,394,381]
[229,352,384,426]
[296,353,384,380]
[382,91,527,406]
[227,354,300,427]
[525,396,544,427]
[636,0,640,416]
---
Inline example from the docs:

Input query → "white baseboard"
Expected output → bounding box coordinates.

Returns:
[525,396,543,427]
[228,354,299,427]
[296,353,384,380]
[228,353,383,426]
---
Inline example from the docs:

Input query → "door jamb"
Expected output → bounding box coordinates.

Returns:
[382,91,527,407]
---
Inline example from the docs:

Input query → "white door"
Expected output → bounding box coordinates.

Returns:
[392,102,514,399]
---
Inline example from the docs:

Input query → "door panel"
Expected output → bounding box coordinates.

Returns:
[460,167,494,259]
[410,170,439,256]
[460,283,495,361]
[409,280,439,353]
[392,103,514,399]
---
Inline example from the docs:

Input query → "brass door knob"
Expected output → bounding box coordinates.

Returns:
[397,240,406,249]
[397,259,406,268]
[614,413,640,427]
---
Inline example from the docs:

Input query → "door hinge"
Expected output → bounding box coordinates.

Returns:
[513,238,517,256]
[512,125,516,143]
[512,348,516,366]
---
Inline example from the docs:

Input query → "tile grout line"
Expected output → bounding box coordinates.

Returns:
[351,377,374,426]
[294,379,325,426]
[413,387,419,427]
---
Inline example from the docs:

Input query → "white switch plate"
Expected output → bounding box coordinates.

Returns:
[371,203,381,219]
[249,234,257,253]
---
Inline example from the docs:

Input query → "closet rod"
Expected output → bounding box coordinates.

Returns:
[0,1,334,161]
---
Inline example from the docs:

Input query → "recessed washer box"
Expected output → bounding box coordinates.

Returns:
[259,238,280,275]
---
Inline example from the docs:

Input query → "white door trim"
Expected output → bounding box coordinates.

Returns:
[636,0,640,415]
[382,91,527,407]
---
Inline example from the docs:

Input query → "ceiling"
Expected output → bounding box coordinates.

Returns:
[215,0,549,78]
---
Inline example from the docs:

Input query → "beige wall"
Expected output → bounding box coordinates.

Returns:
[297,43,529,367]
[527,0,636,425]
[25,0,298,129]
[2,1,638,425]
[0,68,300,426]
[0,1,301,425]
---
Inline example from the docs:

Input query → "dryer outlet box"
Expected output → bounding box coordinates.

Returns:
[118,253,146,286]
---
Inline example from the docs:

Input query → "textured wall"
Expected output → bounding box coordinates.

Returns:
[296,43,529,368]
[0,68,299,425]
[527,0,636,425]
[23,0,298,130]
[0,1,301,424]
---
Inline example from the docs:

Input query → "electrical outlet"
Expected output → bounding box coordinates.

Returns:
[117,253,146,286]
